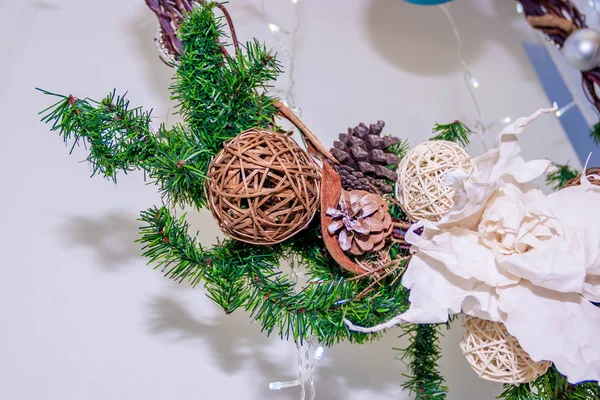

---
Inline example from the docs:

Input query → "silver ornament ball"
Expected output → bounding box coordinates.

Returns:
[562,28,600,71]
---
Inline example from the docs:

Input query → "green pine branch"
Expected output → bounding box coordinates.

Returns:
[396,324,448,400]
[546,162,579,190]
[430,121,472,147]
[38,89,158,180]
[138,205,411,345]
[591,122,600,146]
[39,4,283,209]
[171,5,282,155]
[499,366,600,400]
[388,137,410,160]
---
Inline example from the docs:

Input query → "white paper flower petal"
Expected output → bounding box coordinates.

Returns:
[498,282,600,383]
[547,184,600,230]
[498,238,586,293]
[479,185,526,236]
[437,180,498,230]
[510,159,552,183]
[547,185,600,276]
[442,168,473,187]
[401,252,502,324]
[475,106,557,183]
[413,227,519,287]
[584,276,600,302]
[461,285,505,322]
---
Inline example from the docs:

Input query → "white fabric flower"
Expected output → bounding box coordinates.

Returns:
[401,107,600,384]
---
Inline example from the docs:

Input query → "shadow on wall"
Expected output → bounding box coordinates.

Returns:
[147,295,408,400]
[60,212,143,272]
[365,0,535,78]
[58,207,408,398]
[59,206,220,273]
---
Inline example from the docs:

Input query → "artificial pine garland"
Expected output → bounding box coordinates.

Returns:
[38,2,600,400]
[38,1,414,348]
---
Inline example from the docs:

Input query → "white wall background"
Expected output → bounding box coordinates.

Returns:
[0,0,588,399]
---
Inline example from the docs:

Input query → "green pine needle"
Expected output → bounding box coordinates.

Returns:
[396,324,448,400]
[388,136,410,159]
[430,121,472,147]
[38,89,157,180]
[499,366,600,400]
[138,206,412,346]
[546,162,579,190]
[591,122,600,146]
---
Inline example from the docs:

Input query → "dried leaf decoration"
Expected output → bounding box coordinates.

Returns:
[320,162,368,275]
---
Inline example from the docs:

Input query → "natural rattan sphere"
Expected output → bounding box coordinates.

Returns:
[564,167,600,188]
[206,129,321,245]
[396,140,476,222]
[460,317,552,385]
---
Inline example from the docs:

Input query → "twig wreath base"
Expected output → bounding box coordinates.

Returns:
[460,317,552,385]
[564,167,600,188]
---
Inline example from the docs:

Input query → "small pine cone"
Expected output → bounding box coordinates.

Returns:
[326,190,393,256]
[365,135,384,149]
[369,123,383,136]
[329,120,401,194]
[358,162,376,174]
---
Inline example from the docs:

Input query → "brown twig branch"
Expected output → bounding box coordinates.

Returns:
[525,14,576,35]
[214,3,240,55]
[145,0,240,63]
[273,100,337,163]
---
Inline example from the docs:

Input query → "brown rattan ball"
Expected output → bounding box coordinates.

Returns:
[206,129,321,245]
[564,167,600,188]
[460,317,552,385]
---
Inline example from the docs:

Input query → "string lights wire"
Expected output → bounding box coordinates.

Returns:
[517,3,587,121]
[439,4,498,151]
[260,0,301,115]
[260,3,324,398]
[269,338,324,400]
[439,3,583,150]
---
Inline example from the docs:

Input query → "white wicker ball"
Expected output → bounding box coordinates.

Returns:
[460,317,552,385]
[396,140,476,222]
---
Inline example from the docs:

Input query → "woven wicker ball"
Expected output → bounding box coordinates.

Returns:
[396,140,476,222]
[206,129,321,245]
[460,317,552,385]
[564,167,600,188]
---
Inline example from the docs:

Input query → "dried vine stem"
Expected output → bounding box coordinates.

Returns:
[526,14,576,35]
[274,100,337,163]
[518,0,585,45]
[145,0,239,61]
[351,253,411,300]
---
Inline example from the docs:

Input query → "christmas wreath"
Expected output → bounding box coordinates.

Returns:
[38,2,600,399]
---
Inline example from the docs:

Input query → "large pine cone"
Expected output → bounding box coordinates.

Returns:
[326,190,393,256]
[329,121,400,194]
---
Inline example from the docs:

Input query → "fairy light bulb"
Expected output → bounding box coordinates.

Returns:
[555,101,576,117]
[516,3,524,14]
[292,0,299,3]
[269,379,302,390]
[470,77,480,88]
[268,23,280,33]
[501,116,511,125]
[314,346,324,360]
